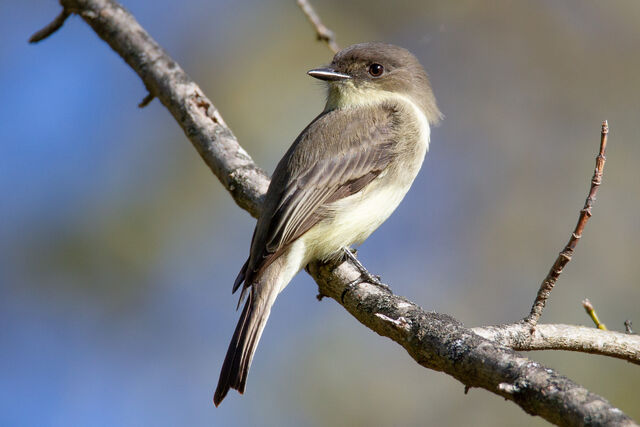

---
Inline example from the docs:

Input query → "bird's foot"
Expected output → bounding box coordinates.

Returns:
[340,247,392,303]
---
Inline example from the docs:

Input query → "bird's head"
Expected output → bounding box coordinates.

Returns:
[308,42,441,124]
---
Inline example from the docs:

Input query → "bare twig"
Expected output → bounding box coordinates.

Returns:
[625,320,634,334]
[296,0,340,53]
[474,323,640,364]
[524,121,609,327]
[582,298,607,330]
[29,8,71,43]
[138,92,154,108]
[31,1,636,424]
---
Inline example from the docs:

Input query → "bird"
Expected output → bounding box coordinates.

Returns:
[214,42,441,406]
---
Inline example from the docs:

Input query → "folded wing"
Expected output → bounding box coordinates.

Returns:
[234,105,399,299]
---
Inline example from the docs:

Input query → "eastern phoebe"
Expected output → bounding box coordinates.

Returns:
[214,42,441,406]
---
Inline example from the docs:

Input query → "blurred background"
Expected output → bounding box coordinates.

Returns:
[2,0,639,425]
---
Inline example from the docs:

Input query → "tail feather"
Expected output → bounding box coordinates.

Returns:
[213,289,273,406]
[215,241,305,406]
[232,258,249,294]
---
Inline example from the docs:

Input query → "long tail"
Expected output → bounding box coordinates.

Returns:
[213,286,275,406]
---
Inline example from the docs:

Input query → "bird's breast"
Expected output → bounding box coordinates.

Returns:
[302,96,431,261]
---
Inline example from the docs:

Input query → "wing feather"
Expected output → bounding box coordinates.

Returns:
[236,104,399,296]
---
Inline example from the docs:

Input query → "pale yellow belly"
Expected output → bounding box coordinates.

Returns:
[292,95,431,271]
[300,177,403,260]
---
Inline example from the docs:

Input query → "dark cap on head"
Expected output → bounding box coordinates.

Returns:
[308,42,442,125]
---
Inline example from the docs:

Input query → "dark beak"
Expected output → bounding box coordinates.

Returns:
[307,67,351,81]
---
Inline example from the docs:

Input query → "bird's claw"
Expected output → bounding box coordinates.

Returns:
[340,247,392,302]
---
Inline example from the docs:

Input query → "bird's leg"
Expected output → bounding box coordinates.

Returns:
[342,247,386,285]
[340,247,391,302]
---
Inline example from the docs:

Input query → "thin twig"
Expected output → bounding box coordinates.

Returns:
[296,0,340,54]
[625,320,634,334]
[29,9,71,43]
[582,298,607,330]
[138,92,154,108]
[524,121,609,327]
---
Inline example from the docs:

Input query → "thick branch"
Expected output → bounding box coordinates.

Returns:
[308,261,635,426]
[36,1,636,424]
[60,0,269,218]
[474,323,640,364]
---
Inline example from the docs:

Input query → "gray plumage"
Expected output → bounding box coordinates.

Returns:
[214,42,440,406]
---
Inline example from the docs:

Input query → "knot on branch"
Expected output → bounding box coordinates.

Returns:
[375,313,412,331]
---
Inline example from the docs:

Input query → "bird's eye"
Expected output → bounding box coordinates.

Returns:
[368,63,384,77]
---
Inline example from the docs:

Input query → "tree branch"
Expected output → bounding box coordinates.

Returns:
[474,323,640,364]
[307,261,636,426]
[524,122,609,327]
[296,0,340,53]
[33,0,637,424]
[60,0,270,218]
[29,7,70,43]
